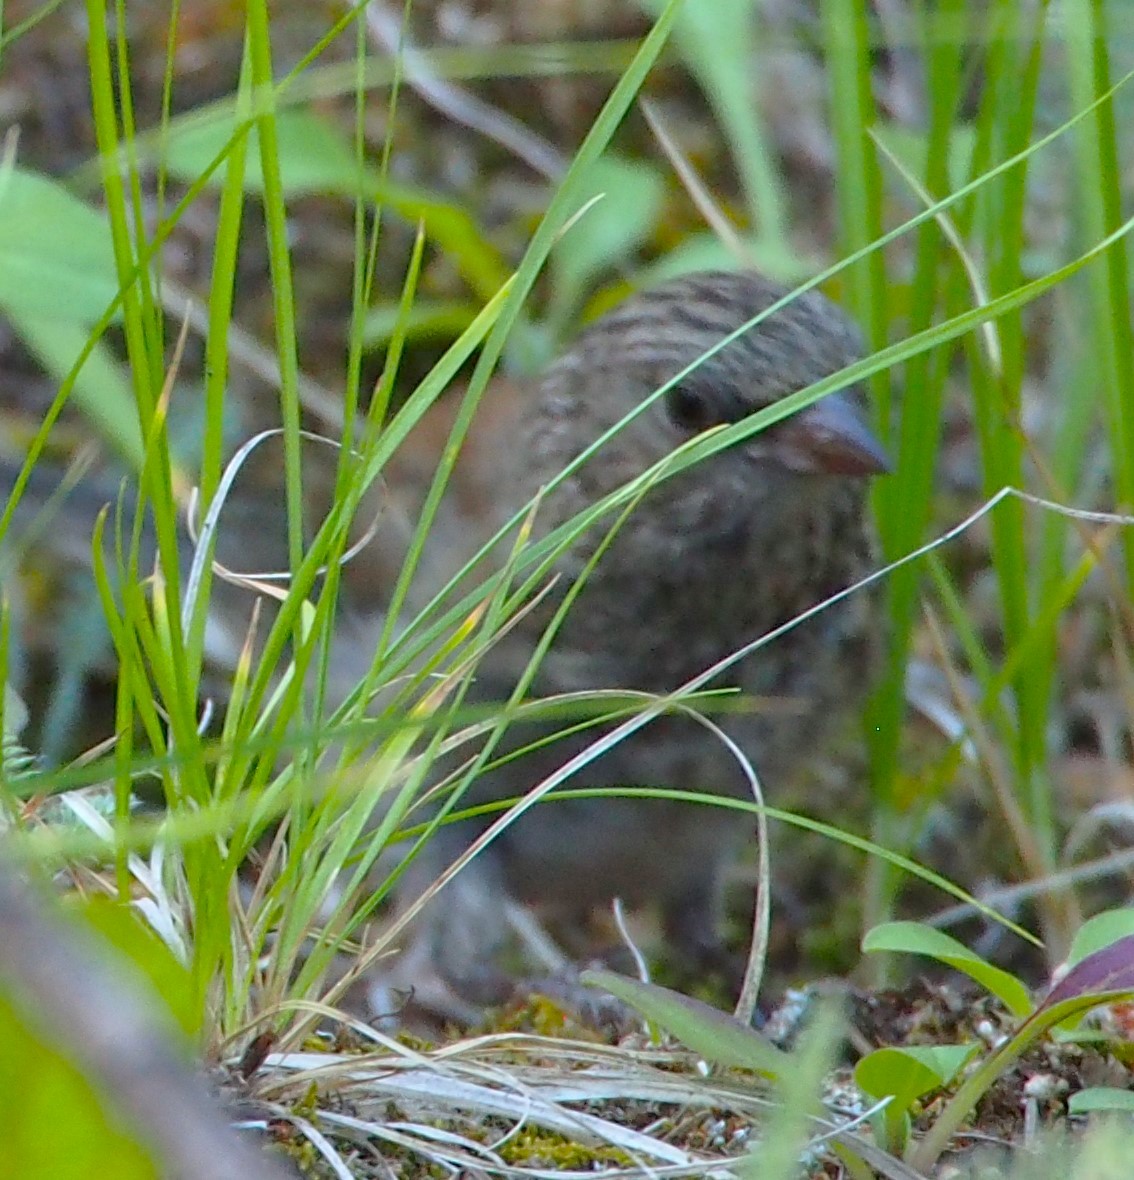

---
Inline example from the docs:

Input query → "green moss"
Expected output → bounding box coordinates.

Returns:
[497,1126,633,1169]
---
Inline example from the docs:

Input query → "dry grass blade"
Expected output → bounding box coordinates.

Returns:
[253,1037,771,1174]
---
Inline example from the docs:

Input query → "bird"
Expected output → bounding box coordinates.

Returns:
[0,269,888,1025]
[356,268,889,1023]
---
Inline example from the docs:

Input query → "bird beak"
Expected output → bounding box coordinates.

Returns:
[771,391,891,477]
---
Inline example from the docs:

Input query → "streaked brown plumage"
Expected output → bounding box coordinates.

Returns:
[367,270,887,1020]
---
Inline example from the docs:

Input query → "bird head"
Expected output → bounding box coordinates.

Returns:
[527,270,889,525]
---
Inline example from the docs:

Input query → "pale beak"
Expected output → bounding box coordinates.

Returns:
[770,390,890,477]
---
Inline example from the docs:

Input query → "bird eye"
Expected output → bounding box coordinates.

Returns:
[665,385,715,434]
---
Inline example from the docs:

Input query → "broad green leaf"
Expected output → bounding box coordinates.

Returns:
[165,107,361,195]
[1067,909,1134,968]
[0,168,120,323]
[581,968,788,1076]
[363,299,480,350]
[911,937,1134,1173]
[642,232,740,280]
[856,1043,977,1155]
[1069,1087,1134,1115]
[856,1044,977,1109]
[863,920,1034,1017]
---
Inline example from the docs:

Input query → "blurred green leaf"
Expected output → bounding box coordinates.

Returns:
[0,168,120,322]
[71,897,198,1039]
[162,109,511,299]
[0,993,157,1179]
[639,0,794,265]
[166,106,360,195]
[0,168,142,467]
[363,298,480,350]
[548,154,665,332]
[582,968,788,1076]
[738,1001,842,1180]
[11,311,143,469]
[3,685,29,740]
[640,230,806,287]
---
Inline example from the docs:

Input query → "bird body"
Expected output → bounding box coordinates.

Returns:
[367,270,887,1015]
